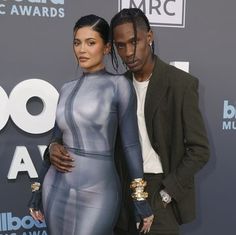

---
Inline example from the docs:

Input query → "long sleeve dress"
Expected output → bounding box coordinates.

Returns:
[42,69,145,235]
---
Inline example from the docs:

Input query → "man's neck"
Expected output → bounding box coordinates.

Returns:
[133,56,155,82]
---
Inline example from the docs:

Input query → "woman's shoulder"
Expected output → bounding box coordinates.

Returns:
[105,71,131,85]
[58,79,78,93]
[61,79,78,88]
[105,70,125,79]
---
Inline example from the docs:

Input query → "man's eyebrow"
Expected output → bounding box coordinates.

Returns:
[114,37,136,43]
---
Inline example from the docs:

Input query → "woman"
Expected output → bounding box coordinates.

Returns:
[29,14,153,235]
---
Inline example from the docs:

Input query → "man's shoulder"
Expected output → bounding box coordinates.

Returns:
[156,59,197,91]
[160,58,196,83]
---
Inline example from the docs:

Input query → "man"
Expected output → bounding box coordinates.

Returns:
[48,8,210,235]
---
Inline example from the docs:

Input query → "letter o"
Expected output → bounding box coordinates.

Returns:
[0,86,9,130]
[9,79,59,134]
[21,216,35,229]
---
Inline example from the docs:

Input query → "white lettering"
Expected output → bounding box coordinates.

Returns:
[38,145,47,160]
[164,0,175,16]
[119,0,186,27]
[7,0,63,4]
[222,121,231,130]
[58,7,64,17]
[7,146,38,179]
[8,79,59,134]
[19,5,32,15]
[50,7,57,17]
[0,87,9,130]
[0,212,46,231]
[170,61,189,73]
[51,0,64,4]
[223,100,236,119]
[32,6,41,16]
[10,4,20,15]
[0,4,6,15]
[41,6,49,16]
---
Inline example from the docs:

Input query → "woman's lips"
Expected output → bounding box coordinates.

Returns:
[79,57,89,62]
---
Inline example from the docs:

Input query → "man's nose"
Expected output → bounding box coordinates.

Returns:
[125,44,134,58]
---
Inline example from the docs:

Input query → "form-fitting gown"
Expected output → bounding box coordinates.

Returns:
[42,69,144,235]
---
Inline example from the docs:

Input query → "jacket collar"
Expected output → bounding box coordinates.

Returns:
[125,55,170,138]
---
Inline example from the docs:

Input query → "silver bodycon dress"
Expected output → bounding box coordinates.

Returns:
[42,69,144,235]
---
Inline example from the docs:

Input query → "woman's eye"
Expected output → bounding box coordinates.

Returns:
[88,41,95,46]
[73,41,80,46]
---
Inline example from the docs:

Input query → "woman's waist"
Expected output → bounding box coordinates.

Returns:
[64,145,114,160]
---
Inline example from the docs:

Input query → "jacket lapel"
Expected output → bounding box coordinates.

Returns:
[144,56,169,140]
[124,56,169,141]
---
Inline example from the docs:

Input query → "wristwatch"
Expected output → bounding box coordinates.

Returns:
[160,190,172,207]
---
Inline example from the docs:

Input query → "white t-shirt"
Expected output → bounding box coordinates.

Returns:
[133,78,163,174]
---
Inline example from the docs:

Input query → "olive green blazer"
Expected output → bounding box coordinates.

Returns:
[115,55,210,227]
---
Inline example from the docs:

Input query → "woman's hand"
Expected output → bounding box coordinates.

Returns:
[137,214,154,234]
[29,208,45,222]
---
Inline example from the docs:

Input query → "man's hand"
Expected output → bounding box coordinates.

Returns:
[49,143,74,173]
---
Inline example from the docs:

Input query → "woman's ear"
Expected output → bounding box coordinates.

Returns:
[104,42,111,55]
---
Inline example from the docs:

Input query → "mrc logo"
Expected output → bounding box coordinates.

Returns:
[118,0,186,28]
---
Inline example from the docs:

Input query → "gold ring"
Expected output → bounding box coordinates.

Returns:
[144,219,153,223]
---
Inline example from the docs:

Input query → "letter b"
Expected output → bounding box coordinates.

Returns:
[7,213,21,230]
[223,100,236,119]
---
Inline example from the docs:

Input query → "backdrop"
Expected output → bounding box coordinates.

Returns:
[0,0,235,234]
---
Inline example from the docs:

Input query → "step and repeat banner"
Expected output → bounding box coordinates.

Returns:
[0,0,235,234]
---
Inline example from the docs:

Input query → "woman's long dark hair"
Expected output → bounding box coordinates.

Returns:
[73,14,110,44]
[110,8,155,71]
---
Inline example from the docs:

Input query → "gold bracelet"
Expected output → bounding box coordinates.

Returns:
[130,178,148,201]
[130,178,147,189]
[31,182,41,192]
[131,191,148,201]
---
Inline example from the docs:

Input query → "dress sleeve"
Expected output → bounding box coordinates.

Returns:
[116,75,143,179]
[28,150,50,212]
[28,123,62,212]
[116,75,153,221]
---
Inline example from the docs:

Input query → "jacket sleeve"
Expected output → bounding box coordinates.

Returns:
[162,78,210,201]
